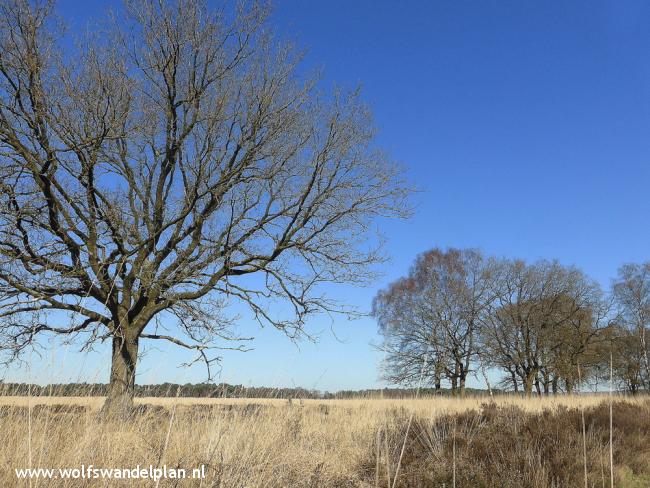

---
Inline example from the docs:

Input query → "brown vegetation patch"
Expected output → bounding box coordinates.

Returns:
[365,400,650,487]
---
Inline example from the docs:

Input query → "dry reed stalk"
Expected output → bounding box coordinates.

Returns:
[155,389,179,488]
[391,353,430,488]
[452,417,457,488]
[375,427,381,488]
[384,424,391,488]
[578,362,588,488]
[609,351,614,488]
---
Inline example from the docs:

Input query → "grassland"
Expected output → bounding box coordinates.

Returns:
[1,394,649,487]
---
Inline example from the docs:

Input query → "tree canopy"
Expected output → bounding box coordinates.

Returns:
[0,0,409,415]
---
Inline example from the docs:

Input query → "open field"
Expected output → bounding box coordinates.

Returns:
[1,395,650,487]
[0,392,646,414]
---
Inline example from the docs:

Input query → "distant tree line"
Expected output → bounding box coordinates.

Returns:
[0,382,497,399]
[0,382,323,399]
[373,248,650,397]
[332,386,498,398]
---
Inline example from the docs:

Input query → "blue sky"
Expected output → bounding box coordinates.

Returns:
[6,0,650,391]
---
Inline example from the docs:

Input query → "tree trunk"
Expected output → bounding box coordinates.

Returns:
[434,362,442,392]
[511,371,519,392]
[542,371,550,395]
[523,373,535,397]
[459,375,466,398]
[480,365,493,398]
[102,333,139,417]
[565,378,574,394]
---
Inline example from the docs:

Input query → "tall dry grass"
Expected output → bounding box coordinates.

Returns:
[1,394,649,487]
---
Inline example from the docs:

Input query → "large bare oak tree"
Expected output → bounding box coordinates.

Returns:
[0,0,409,415]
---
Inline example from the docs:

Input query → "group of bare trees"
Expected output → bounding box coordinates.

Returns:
[373,248,650,396]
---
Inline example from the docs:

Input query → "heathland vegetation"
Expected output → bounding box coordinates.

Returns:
[1,394,649,487]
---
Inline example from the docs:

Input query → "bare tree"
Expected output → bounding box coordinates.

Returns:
[612,262,650,389]
[482,259,607,396]
[539,290,610,393]
[373,248,493,396]
[605,323,647,394]
[0,0,409,415]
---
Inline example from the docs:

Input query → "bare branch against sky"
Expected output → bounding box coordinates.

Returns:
[0,0,410,415]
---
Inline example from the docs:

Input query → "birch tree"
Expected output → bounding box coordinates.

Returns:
[373,248,493,396]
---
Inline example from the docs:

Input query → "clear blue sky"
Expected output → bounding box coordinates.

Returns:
[6,0,650,392]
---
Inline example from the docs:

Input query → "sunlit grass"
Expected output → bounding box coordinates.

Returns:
[0,393,648,487]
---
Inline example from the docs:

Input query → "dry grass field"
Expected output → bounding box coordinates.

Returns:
[1,394,650,487]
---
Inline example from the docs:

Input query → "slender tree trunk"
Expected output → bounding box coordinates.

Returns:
[542,371,550,395]
[480,365,493,398]
[552,376,559,395]
[565,378,574,394]
[511,371,519,393]
[102,332,139,417]
[639,325,650,385]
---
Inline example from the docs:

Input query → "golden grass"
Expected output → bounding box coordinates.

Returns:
[0,394,646,487]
